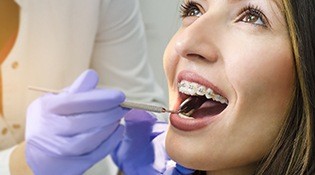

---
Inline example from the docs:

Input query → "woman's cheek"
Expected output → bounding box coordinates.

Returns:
[163,39,179,85]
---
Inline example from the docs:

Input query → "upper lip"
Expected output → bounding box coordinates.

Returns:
[177,70,227,99]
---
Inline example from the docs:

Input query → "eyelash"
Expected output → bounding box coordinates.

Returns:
[237,4,269,28]
[179,1,270,28]
[180,1,201,18]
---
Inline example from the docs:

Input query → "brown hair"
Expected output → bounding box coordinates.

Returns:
[255,0,315,174]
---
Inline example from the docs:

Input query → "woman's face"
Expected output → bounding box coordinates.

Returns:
[164,0,294,174]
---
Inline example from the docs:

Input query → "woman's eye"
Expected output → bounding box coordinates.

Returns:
[237,6,269,28]
[242,13,264,25]
[180,1,202,18]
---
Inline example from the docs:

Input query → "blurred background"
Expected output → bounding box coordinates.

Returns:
[0,0,181,104]
[139,0,181,102]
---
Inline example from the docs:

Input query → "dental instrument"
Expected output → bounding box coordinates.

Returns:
[28,86,178,114]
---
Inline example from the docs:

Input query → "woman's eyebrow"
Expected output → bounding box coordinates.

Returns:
[200,0,283,11]
[226,0,282,8]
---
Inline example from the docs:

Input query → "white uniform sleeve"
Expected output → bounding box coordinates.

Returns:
[86,0,168,174]
[90,0,168,122]
[0,146,16,175]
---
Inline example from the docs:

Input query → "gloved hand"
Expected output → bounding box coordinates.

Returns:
[25,69,129,175]
[111,109,195,175]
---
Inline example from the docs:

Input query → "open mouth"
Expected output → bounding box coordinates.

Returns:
[177,80,228,119]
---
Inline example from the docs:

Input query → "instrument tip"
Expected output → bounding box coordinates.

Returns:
[164,108,179,114]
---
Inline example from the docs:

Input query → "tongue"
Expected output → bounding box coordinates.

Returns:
[192,100,227,118]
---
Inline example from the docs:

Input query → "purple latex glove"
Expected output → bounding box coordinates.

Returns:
[111,109,195,175]
[25,69,129,175]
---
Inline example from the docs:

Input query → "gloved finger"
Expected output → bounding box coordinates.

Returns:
[26,125,125,175]
[175,163,195,174]
[30,123,121,156]
[52,124,120,156]
[148,121,169,172]
[124,109,157,141]
[77,125,125,164]
[152,131,169,172]
[42,88,126,115]
[68,69,99,93]
[151,121,168,140]
[46,107,129,135]
[112,110,157,167]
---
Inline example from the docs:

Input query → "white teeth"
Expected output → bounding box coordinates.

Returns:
[178,81,189,95]
[188,82,198,96]
[178,113,195,120]
[196,86,206,96]
[178,80,228,104]
[214,94,228,104]
[205,88,213,99]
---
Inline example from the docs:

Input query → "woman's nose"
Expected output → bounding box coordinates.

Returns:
[174,19,219,63]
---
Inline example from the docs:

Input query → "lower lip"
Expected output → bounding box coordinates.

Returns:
[169,113,217,131]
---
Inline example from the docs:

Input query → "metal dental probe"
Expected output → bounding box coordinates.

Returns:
[28,86,179,114]
[120,101,178,114]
